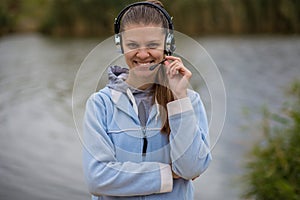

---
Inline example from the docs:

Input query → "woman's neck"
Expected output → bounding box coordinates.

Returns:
[126,74,154,90]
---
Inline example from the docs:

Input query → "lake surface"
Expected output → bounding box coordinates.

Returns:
[0,33,299,200]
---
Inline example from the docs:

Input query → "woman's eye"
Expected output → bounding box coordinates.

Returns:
[147,43,160,49]
[126,43,139,49]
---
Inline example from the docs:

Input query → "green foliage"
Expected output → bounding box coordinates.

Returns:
[40,0,136,36]
[0,0,19,35]
[0,0,50,35]
[242,80,300,200]
[1,0,300,36]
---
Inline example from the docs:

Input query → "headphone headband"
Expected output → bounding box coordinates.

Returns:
[114,2,174,34]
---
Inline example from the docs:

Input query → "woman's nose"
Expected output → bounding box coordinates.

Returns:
[136,48,150,59]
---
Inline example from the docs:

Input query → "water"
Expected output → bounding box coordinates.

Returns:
[0,33,299,200]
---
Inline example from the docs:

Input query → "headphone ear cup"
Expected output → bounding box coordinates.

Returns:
[165,32,176,55]
[114,33,123,53]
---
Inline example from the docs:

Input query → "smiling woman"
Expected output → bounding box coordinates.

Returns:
[82,1,212,199]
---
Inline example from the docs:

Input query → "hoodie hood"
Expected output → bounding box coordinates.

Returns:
[107,65,153,96]
[107,65,130,94]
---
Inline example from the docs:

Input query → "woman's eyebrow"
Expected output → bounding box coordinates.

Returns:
[124,39,137,43]
[147,40,162,43]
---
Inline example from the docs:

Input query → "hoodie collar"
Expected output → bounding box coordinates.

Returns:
[107,65,154,95]
[107,66,159,121]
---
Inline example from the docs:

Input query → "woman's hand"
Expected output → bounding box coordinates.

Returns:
[172,170,181,179]
[164,56,192,100]
[170,164,199,180]
[170,164,180,179]
[172,170,199,181]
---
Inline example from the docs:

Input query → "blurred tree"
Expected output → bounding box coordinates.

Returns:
[0,0,20,35]
[1,0,299,36]
[242,80,300,200]
[40,0,136,36]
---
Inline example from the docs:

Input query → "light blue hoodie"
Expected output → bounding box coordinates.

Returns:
[83,66,212,200]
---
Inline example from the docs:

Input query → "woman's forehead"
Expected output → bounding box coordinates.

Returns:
[122,25,165,41]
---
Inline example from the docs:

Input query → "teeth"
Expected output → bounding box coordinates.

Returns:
[136,62,152,66]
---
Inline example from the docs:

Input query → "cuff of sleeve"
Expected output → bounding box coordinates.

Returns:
[167,97,193,116]
[159,163,173,193]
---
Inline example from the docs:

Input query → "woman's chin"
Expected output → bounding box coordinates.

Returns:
[131,66,154,74]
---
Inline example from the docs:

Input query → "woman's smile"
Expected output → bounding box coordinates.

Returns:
[133,60,156,69]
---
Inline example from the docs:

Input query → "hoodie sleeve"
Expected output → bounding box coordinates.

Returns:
[82,93,173,197]
[167,91,212,180]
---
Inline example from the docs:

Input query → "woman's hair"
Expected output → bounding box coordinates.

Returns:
[120,0,174,135]
[154,66,174,135]
[119,0,168,32]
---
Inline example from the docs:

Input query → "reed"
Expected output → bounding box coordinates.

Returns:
[1,0,299,36]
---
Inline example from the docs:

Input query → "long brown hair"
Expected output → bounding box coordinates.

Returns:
[120,0,174,134]
[154,66,174,135]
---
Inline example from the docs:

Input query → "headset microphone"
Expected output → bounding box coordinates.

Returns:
[149,59,167,71]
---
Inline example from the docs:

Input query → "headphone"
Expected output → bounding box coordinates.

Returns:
[114,2,176,55]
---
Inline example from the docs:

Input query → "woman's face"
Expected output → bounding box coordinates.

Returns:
[122,23,165,82]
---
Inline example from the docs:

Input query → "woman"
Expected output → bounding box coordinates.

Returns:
[82,1,211,199]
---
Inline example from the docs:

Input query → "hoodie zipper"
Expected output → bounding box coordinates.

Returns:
[141,126,148,157]
[126,88,149,157]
